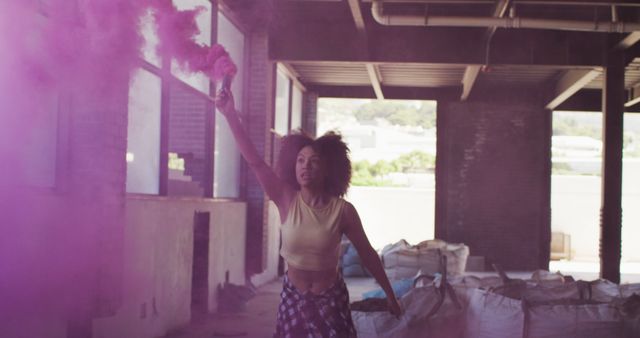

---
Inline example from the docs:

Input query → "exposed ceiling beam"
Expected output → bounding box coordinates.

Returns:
[309,84,460,100]
[358,0,640,4]
[366,64,385,99]
[461,0,511,100]
[624,44,640,65]
[348,0,386,99]
[461,65,482,100]
[545,69,601,110]
[270,24,607,66]
[485,0,512,40]
[555,88,640,112]
[512,0,640,6]
[347,0,366,31]
[555,89,601,112]
[616,32,640,50]
[625,83,640,107]
[277,62,307,91]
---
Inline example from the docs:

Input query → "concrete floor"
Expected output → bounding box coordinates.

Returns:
[163,266,640,338]
[164,277,378,338]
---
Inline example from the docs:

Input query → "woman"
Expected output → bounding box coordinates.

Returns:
[215,89,402,337]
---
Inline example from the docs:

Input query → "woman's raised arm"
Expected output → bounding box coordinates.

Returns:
[215,89,294,217]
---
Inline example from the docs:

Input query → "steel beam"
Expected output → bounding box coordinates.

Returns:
[270,25,607,67]
[461,66,482,100]
[545,69,601,110]
[309,84,460,100]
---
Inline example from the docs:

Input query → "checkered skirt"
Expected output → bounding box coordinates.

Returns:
[274,274,357,338]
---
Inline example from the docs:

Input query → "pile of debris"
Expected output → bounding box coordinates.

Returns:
[350,242,640,338]
[381,239,469,279]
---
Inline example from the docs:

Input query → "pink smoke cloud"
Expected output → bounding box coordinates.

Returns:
[149,0,237,84]
[0,0,238,329]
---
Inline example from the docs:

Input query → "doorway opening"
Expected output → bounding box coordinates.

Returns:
[317,98,437,250]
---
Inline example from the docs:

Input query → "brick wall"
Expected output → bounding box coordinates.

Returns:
[303,92,318,137]
[67,77,130,317]
[436,94,551,271]
[244,30,275,274]
[167,84,208,195]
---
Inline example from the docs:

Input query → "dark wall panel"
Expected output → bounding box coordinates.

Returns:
[436,98,551,271]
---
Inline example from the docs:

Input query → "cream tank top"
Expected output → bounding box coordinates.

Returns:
[280,192,346,271]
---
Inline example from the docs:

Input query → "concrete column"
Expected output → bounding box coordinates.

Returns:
[600,49,624,284]
[244,30,275,275]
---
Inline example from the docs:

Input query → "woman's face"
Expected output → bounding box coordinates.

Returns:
[295,146,325,188]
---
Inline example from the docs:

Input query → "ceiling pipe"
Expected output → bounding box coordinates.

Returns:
[363,0,640,7]
[371,0,640,33]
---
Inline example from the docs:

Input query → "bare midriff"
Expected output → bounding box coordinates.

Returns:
[287,265,338,294]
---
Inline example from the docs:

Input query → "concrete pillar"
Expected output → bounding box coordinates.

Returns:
[600,49,624,284]
[244,30,275,275]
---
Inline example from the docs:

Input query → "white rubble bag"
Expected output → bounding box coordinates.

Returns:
[589,279,625,301]
[530,270,566,286]
[381,239,469,280]
[464,281,625,338]
[352,285,464,338]
[526,300,623,338]
[607,285,640,338]
[620,283,640,298]
[353,254,465,338]
[618,294,640,338]
[465,288,524,338]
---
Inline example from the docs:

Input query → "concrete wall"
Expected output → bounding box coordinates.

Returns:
[1,192,78,338]
[93,196,246,338]
[251,202,282,286]
[1,70,130,338]
[436,98,552,271]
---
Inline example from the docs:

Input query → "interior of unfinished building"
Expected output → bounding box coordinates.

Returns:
[1,0,640,337]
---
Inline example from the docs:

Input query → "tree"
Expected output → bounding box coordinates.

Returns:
[354,101,436,129]
[393,151,435,173]
[350,150,435,186]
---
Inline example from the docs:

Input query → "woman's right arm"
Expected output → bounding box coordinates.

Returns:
[342,202,403,317]
[215,89,294,215]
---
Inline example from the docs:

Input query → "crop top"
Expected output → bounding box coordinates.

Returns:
[280,192,346,271]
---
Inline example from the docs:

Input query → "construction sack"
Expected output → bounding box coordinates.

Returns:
[618,294,640,338]
[464,282,625,338]
[341,242,369,277]
[381,239,469,280]
[352,284,464,338]
[353,253,465,338]
[621,283,640,298]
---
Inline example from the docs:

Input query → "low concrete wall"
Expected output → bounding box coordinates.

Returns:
[1,190,108,338]
[93,196,246,338]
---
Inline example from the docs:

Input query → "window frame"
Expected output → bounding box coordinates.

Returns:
[126,2,250,200]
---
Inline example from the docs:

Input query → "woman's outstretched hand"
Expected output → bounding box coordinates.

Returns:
[215,87,236,118]
[387,295,403,318]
